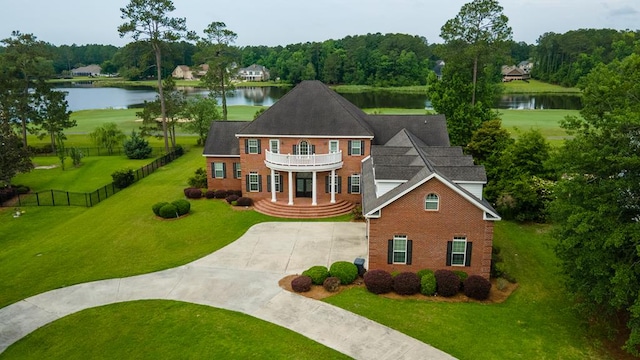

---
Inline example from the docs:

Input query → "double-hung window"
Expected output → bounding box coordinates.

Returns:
[425,193,439,210]
[350,140,363,156]
[451,237,467,266]
[349,174,360,194]
[213,163,225,178]
[329,140,339,153]
[269,139,279,154]
[233,163,241,179]
[247,139,259,154]
[393,235,408,264]
[248,172,260,192]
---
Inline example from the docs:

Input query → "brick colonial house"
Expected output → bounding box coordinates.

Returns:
[203,80,500,278]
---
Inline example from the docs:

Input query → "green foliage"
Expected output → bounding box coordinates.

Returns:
[123,131,152,159]
[0,122,33,186]
[420,272,437,296]
[551,54,640,356]
[171,199,191,216]
[187,168,208,189]
[69,147,84,167]
[181,95,220,146]
[416,268,434,280]
[329,261,358,285]
[152,202,169,216]
[158,203,179,219]
[453,270,468,283]
[136,77,187,149]
[55,132,66,171]
[302,266,330,285]
[111,168,135,189]
[89,122,126,155]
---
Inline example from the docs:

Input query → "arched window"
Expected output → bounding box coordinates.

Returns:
[298,140,309,155]
[425,193,439,211]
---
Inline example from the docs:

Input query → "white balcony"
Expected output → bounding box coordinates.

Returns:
[264,150,343,172]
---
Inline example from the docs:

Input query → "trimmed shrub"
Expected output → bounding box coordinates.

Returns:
[464,275,492,300]
[205,190,216,199]
[420,272,437,296]
[172,199,191,216]
[225,194,239,204]
[323,277,341,292]
[302,266,330,285]
[435,269,460,297]
[214,189,228,199]
[184,188,203,199]
[158,203,179,219]
[329,261,358,285]
[291,275,312,293]
[453,270,468,290]
[152,201,169,216]
[393,272,421,295]
[416,268,434,280]
[188,168,208,189]
[236,197,253,206]
[111,169,135,189]
[363,269,393,294]
[231,190,243,197]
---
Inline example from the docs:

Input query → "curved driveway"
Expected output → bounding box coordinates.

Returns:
[0,222,455,359]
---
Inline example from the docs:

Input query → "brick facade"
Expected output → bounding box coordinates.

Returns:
[367,177,493,279]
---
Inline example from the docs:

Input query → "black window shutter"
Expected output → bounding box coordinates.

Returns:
[257,140,262,154]
[360,140,365,155]
[211,163,216,178]
[311,145,316,154]
[267,175,271,190]
[407,240,413,265]
[348,140,352,155]
[338,177,342,193]
[233,163,238,178]
[245,175,250,192]
[293,145,297,155]
[325,176,329,193]
[387,240,393,264]
[279,175,283,192]
[222,163,226,178]
[465,242,473,266]
[258,175,263,192]
[244,139,249,154]
[347,176,352,193]
[446,241,452,266]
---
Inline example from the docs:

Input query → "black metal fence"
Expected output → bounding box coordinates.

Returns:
[3,149,183,208]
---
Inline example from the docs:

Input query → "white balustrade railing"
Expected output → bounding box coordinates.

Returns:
[265,150,342,167]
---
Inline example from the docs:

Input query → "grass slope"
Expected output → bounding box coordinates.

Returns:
[0,300,348,360]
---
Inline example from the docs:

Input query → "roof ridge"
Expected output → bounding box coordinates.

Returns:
[403,128,435,173]
[322,83,374,136]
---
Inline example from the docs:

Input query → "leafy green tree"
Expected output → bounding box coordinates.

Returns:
[137,76,186,148]
[551,54,640,355]
[197,22,238,120]
[123,131,152,159]
[33,90,75,151]
[0,122,32,186]
[118,0,193,153]
[56,132,66,170]
[181,95,220,146]
[89,122,126,155]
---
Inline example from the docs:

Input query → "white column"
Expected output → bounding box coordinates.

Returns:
[270,168,276,202]
[312,171,317,206]
[330,169,336,204]
[288,171,294,205]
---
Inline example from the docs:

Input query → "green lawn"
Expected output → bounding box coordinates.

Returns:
[0,300,348,360]
[325,222,611,359]
[502,79,580,94]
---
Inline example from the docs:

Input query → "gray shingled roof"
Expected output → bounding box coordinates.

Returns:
[238,80,374,137]
[364,115,449,146]
[202,121,248,156]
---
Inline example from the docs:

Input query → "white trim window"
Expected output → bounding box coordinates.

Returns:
[298,140,310,155]
[329,140,339,153]
[451,237,467,266]
[273,172,281,192]
[213,163,225,179]
[248,172,260,192]
[234,163,241,179]
[269,139,279,154]
[393,235,408,264]
[247,139,259,154]
[350,140,362,156]
[425,193,439,211]
[350,174,361,194]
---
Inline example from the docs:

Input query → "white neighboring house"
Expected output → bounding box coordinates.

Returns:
[71,64,101,77]
[238,64,270,82]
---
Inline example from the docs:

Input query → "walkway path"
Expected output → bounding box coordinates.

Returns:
[0,222,455,359]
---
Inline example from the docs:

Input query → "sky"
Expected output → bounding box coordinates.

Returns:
[1,0,638,47]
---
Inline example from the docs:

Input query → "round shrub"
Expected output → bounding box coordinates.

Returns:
[111,169,135,189]
[187,188,203,199]
[392,272,421,295]
[420,272,437,296]
[363,269,393,294]
[416,268,434,280]
[291,275,312,293]
[302,266,330,285]
[323,277,341,292]
[464,275,492,300]
[231,190,242,197]
[152,201,169,216]
[158,203,179,219]
[435,269,461,297]
[225,194,239,204]
[16,185,30,194]
[172,199,191,216]
[236,197,253,206]
[205,190,216,199]
[329,261,358,285]
[214,189,228,199]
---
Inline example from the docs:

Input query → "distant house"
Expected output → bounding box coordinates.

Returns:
[518,60,533,74]
[501,65,530,82]
[433,60,445,80]
[71,64,101,77]
[238,64,270,82]
[172,64,209,80]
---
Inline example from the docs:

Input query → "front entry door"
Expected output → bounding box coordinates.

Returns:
[296,172,312,197]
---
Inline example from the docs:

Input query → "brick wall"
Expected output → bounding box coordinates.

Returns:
[368,177,494,279]
[205,157,242,192]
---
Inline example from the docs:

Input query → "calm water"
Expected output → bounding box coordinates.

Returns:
[55,84,582,112]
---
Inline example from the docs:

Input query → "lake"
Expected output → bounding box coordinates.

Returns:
[55,84,582,112]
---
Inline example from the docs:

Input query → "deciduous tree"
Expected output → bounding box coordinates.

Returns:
[0,122,32,186]
[89,122,126,155]
[180,95,221,146]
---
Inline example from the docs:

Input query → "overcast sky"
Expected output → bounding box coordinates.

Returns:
[1,0,638,47]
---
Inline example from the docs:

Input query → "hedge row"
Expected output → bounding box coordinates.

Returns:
[292,262,359,293]
[183,188,252,206]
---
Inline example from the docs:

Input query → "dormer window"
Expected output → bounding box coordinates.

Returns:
[425,193,439,211]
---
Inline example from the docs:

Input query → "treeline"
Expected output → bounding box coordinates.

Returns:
[532,29,640,87]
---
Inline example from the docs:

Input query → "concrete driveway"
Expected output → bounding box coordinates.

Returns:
[0,222,455,359]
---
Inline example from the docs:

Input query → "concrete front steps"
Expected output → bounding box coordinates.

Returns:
[253,198,355,219]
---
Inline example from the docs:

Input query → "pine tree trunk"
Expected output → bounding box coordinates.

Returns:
[155,45,169,153]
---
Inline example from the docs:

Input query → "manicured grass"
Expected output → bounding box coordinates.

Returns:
[0,300,348,360]
[325,221,611,359]
[503,79,580,94]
